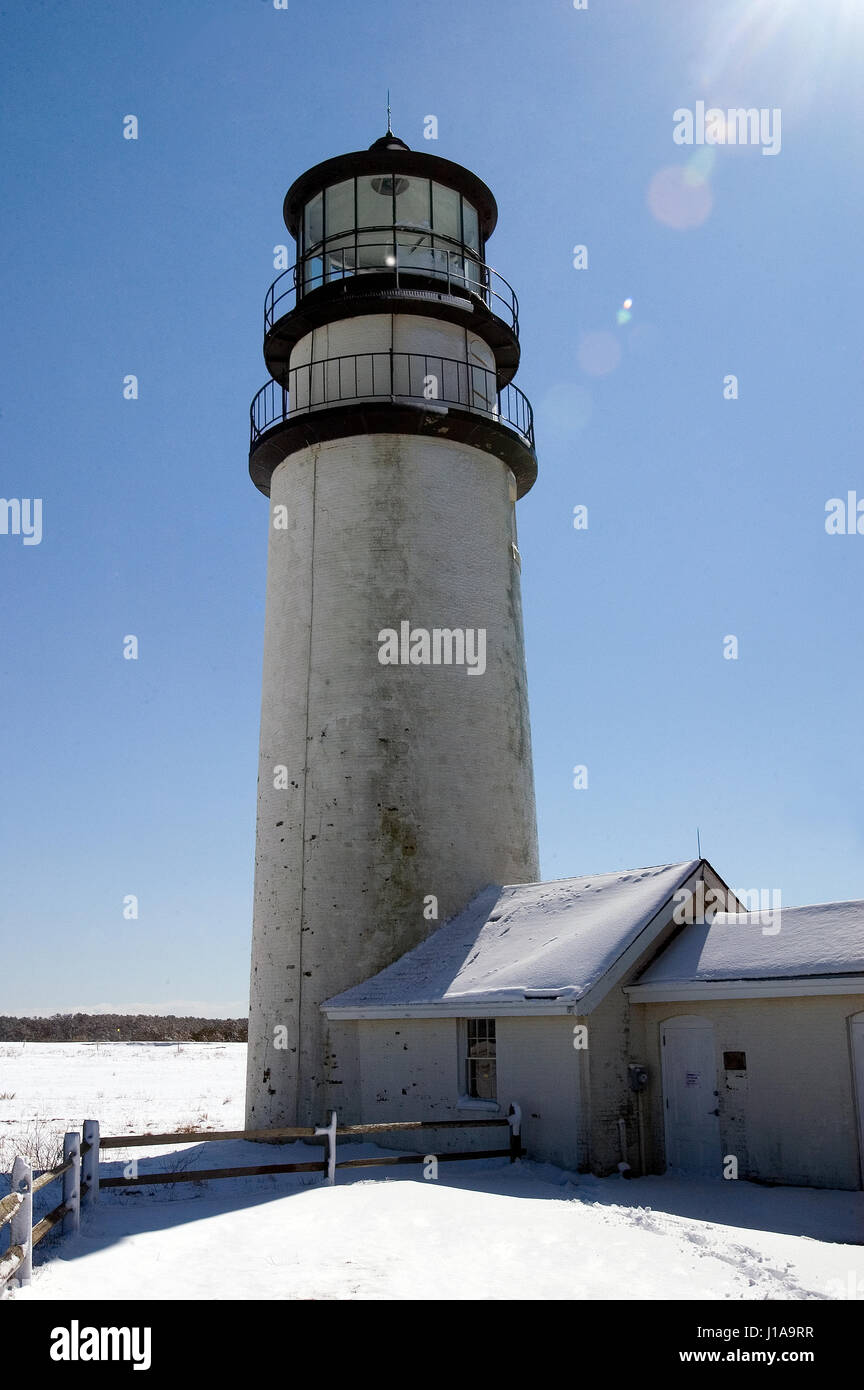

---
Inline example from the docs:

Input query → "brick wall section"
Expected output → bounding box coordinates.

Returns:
[583,987,645,1175]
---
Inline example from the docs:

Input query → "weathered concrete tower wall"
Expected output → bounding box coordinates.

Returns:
[246,428,538,1126]
[244,132,540,1127]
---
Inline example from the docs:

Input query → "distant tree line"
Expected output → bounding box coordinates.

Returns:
[0,1014,248,1042]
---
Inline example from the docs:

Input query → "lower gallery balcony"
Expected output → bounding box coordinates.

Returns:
[248,350,537,498]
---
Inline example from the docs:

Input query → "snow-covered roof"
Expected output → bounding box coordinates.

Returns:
[323,860,701,1016]
[632,900,864,986]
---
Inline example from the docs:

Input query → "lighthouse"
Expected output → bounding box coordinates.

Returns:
[245,130,540,1128]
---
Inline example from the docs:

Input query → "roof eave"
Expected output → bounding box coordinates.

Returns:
[625,974,864,1002]
[321,998,584,1020]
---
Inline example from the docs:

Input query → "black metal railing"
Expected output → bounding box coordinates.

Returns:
[250,351,535,451]
[265,232,520,337]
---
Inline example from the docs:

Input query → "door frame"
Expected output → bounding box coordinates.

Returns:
[850,1011,864,1190]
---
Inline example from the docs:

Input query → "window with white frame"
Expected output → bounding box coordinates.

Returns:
[463,1018,497,1100]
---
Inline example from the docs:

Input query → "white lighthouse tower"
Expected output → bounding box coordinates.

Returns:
[245,130,540,1128]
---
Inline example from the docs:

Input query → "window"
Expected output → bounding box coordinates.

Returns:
[464,1018,497,1100]
[462,200,480,251]
[303,192,323,252]
[297,178,485,301]
[357,174,390,229]
[394,175,431,230]
[432,182,461,241]
[325,180,354,238]
[723,1051,747,1071]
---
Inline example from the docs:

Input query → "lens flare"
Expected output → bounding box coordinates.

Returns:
[648,166,713,230]
[683,147,716,187]
[578,331,622,377]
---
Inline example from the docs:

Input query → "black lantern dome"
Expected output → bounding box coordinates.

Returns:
[366,131,411,153]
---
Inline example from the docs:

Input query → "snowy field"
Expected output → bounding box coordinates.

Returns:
[0,1041,247,1173]
[2,1043,863,1301]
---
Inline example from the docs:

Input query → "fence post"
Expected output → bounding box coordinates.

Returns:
[314,1111,338,1186]
[82,1119,100,1207]
[10,1155,32,1287]
[62,1132,80,1235]
[507,1103,522,1162]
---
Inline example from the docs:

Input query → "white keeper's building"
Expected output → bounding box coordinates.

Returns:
[322,858,864,1190]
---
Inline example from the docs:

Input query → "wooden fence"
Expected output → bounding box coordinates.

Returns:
[1,1105,523,1290]
[0,1122,98,1292]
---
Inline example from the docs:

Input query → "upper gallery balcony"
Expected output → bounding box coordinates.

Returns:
[262,231,521,386]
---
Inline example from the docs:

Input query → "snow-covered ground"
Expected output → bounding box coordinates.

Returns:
[0,1041,247,1166]
[2,1043,862,1301]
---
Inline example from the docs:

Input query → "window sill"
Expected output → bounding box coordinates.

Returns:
[456,1097,501,1113]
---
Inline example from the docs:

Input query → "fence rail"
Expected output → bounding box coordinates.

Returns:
[98,1125,317,1148]
[1,1106,523,1290]
[250,351,535,452]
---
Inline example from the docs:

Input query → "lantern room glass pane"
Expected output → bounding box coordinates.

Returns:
[355,227,392,272]
[324,239,354,282]
[396,230,436,275]
[303,254,323,293]
[464,254,486,297]
[357,174,392,228]
[445,247,466,289]
[394,176,431,229]
[462,200,480,251]
[325,180,354,239]
[432,183,461,242]
[303,193,323,251]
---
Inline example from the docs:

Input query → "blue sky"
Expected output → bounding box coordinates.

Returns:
[2,0,862,1013]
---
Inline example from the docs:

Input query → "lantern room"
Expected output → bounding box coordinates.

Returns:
[251,132,537,501]
[294,140,485,298]
[263,133,521,383]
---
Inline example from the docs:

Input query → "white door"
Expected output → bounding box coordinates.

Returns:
[851,1014,864,1188]
[661,1017,721,1176]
